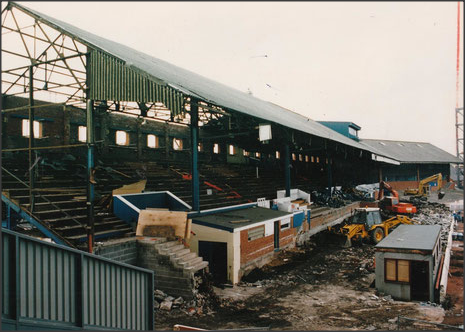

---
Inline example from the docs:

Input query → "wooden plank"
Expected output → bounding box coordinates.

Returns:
[184,219,192,240]
[136,210,187,239]
[112,180,147,195]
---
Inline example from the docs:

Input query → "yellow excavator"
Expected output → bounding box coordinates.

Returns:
[404,173,445,199]
[328,207,418,247]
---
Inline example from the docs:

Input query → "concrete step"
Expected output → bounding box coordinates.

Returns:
[159,244,185,255]
[184,260,209,274]
[169,248,190,260]
[154,240,178,250]
[173,251,196,264]
[177,256,203,269]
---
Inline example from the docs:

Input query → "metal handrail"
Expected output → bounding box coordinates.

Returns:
[2,166,87,231]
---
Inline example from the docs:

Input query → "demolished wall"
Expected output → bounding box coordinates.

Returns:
[94,236,207,300]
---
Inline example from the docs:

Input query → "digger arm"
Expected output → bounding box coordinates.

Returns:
[378,181,399,200]
[380,215,419,236]
[418,173,442,195]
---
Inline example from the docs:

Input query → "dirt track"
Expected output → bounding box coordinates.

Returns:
[155,235,447,330]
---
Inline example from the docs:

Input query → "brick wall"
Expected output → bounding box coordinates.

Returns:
[137,238,195,300]
[389,180,445,191]
[239,218,297,275]
[93,237,138,265]
[93,237,196,299]
[309,202,359,230]
[240,228,275,265]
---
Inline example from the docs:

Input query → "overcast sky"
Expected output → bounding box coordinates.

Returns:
[4,1,464,155]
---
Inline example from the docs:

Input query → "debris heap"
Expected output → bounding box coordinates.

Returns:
[415,202,453,245]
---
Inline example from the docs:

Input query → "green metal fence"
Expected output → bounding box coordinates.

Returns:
[1,229,154,330]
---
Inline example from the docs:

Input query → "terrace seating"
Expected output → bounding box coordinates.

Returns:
[2,151,320,247]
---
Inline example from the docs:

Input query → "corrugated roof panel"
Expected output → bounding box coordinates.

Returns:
[360,139,460,164]
[9,1,393,156]
[375,225,441,251]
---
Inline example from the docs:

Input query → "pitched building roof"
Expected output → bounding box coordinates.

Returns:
[360,139,460,164]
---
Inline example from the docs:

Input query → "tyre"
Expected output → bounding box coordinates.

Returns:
[371,228,384,244]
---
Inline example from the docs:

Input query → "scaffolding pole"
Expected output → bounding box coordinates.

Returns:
[86,99,95,253]
[28,65,35,212]
[190,98,200,211]
[284,144,291,197]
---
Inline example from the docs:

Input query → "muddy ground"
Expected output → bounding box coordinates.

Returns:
[155,233,449,330]
[155,192,463,330]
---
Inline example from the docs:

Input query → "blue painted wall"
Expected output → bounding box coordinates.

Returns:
[317,121,360,141]
[113,192,191,226]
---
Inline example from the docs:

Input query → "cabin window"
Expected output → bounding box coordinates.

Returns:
[280,218,291,230]
[255,152,261,158]
[229,145,236,155]
[276,151,280,159]
[385,259,410,283]
[198,142,203,152]
[78,126,87,142]
[348,127,357,137]
[173,138,183,150]
[248,226,265,241]
[22,119,43,138]
[116,130,129,146]
[147,134,159,148]
[292,153,296,161]
[213,143,220,154]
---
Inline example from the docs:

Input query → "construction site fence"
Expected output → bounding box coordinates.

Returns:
[1,228,154,330]
[397,315,462,330]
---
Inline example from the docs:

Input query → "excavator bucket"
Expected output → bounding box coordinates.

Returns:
[343,236,352,248]
[438,191,445,199]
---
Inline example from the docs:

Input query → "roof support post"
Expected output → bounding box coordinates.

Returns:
[86,98,95,253]
[327,152,332,197]
[190,98,200,211]
[284,144,291,197]
[28,65,35,212]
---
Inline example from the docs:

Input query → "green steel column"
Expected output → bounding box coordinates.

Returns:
[190,98,200,211]
[28,65,35,212]
[285,144,291,197]
[86,99,95,252]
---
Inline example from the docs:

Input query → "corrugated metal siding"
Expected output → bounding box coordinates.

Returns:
[2,233,12,319]
[88,51,184,116]
[2,229,154,330]
[19,240,76,322]
[82,258,148,329]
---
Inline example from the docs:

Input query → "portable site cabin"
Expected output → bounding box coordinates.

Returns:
[374,225,442,302]
[188,206,295,284]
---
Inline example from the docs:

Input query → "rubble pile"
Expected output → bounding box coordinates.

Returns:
[154,272,221,316]
[414,202,453,245]
[311,187,371,208]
